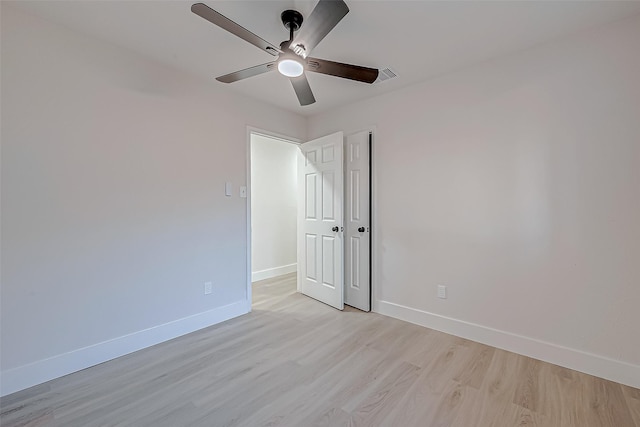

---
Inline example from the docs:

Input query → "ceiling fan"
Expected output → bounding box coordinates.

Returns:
[191,1,379,106]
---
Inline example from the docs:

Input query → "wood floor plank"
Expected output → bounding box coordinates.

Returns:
[452,342,495,390]
[512,356,543,411]
[1,272,637,427]
[348,361,421,426]
[237,345,383,427]
[454,349,526,427]
[309,407,353,427]
[410,379,468,427]
[378,342,473,426]
[584,376,637,427]
[623,384,640,427]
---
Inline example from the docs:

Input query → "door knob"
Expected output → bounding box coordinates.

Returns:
[332,226,339,232]
[358,227,365,232]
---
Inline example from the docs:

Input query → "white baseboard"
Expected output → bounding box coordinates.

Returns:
[0,300,249,397]
[252,263,297,282]
[376,300,640,389]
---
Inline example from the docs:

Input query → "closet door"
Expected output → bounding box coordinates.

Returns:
[344,131,371,312]
[298,132,344,310]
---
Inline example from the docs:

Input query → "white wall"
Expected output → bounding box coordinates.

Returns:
[309,14,640,388]
[250,135,298,281]
[0,5,306,395]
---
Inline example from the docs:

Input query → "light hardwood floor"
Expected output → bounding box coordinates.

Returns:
[2,272,639,426]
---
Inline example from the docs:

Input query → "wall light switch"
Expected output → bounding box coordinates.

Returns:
[225,182,232,197]
[204,281,213,295]
[239,186,247,198]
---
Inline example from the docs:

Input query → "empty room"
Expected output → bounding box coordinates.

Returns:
[1,1,639,426]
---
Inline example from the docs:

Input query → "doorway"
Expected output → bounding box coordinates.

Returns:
[249,131,299,293]
[247,129,372,312]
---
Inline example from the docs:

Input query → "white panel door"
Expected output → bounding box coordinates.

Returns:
[298,132,344,310]
[344,131,371,311]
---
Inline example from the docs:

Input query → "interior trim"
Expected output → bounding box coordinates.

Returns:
[376,299,640,389]
[0,300,249,397]
[252,263,298,282]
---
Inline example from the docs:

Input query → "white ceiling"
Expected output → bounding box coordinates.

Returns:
[9,0,640,116]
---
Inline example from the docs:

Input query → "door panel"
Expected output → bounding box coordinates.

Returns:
[298,132,344,310]
[350,236,361,288]
[305,234,317,281]
[305,174,317,218]
[322,236,335,287]
[350,170,361,221]
[345,131,371,311]
[322,172,335,219]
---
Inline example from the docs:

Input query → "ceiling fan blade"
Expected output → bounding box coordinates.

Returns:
[191,3,281,56]
[216,62,277,83]
[290,74,316,106]
[306,57,379,83]
[291,0,349,55]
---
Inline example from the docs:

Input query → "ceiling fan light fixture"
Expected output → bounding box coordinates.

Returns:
[192,1,378,107]
[278,58,304,77]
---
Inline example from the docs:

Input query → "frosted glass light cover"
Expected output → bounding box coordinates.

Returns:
[278,59,304,77]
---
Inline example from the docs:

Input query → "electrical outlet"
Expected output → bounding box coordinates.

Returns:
[438,285,447,299]
[204,281,213,295]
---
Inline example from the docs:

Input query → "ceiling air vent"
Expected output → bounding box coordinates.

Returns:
[374,67,398,84]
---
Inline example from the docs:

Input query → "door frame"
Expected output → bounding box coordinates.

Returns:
[370,127,379,312]
[245,125,378,313]
[245,126,301,312]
